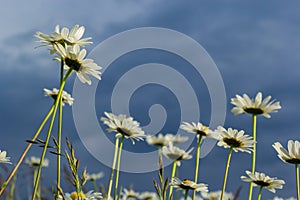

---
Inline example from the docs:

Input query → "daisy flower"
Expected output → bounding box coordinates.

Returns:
[241,170,285,193]
[170,177,208,192]
[86,172,104,182]
[44,88,74,106]
[35,24,92,53]
[138,191,158,200]
[180,122,212,139]
[54,44,102,85]
[121,188,139,200]
[212,126,255,153]
[60,190,102,200]
[0,150,11,164]
[272,197,296,200]
[25,156,49,167]
[273,140,300,164]
[231,92,281,118]
[201,190,234,200]
[146,133,188,147]
[100,112,145,144]
[162,144,193,166]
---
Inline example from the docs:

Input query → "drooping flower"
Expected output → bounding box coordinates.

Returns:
[86,172,104,182]
[273,140,300,164]
[241,170,285,193]
[170,177,208,192]
[35,24,92,54]
[180,122,212,139]
[59,190,102,200]
[212,126,255,153]
[146,133,188,147]
[44,88,74,106]
[100,112,145,144]
[25,156,49,167]
[54,44,102,85]
[121,188,139,200]
[162,144,193,166]
[0,150,11,164]
[201,190,234,200]
[231,92,281,118]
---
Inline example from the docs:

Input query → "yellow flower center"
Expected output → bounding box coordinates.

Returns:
[196,126,209,137]
[182,179,191,185]
[70,192,86,200]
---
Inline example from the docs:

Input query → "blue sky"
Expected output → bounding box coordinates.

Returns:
[0,1,300,199]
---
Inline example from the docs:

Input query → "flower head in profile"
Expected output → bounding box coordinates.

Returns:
[241,170,285,193]
[0,150,11,164]
[180,122,212,139]
[138,191,158,200]
[59,190,102,200]
[170,177,208,192]
[162,144,193,166]
[273,140,300,164]
[201,190,234,200]
[272,197,296,200]
[35,24,92,54]
[146,133,188,147]
[231,92,281,118]
[54,44,102,85]
[121,188,139,200]
[101,112,145,144]
[86,171,104,182]
[212,126,255,153]
[44,88,74,106]
[25,156,49,167]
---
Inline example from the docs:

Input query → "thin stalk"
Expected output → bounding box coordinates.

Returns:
[257,186,263,200]
[168,161,177,200]
[32,69,72,200]
[107,137,120,200]
[33,168,41,200]
[248,114,257,200]
[184,189,189,200]
[92,180,99,192]
[114,136,124,200]
[192,135,202,200]
[8,174,17,200]
[0,105,55,196]
[296,164,300,200]
[220,148,233,200]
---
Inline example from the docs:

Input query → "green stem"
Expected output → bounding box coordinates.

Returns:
[257,186,263,200]
[92,180,99,192]
[107,137,120,200]
[192,135,202,200]
[168,161,177,200]
[221,148,233,200]
[114,136,124,200]
[184,189,189,200]
[248,114,257,200]
[0,105,54,196]
[296,164,300,200]
[8,174,17,200]
[32,69,72,200]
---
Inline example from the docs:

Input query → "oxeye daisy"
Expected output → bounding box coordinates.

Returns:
[54,44,102,85]
[138,191,158,200]
[241,170,285,200]
[60,190,102,200]
[273,140,300,199]
[146,133,188,147]
[201,190,234,200]
[25,156,49,168]
[0,150,11,164]
[121,188,139,200]
[44,88,74,106]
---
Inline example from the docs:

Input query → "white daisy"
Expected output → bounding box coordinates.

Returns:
[146,133,188,147]
[86,172,104,182]
[35,24,92,53]
[59,190,102,200]
[162,144,193,166]
[0,150,11,164]
[272,197,296,200]
[170,177,208,192]
[44,88,74,106]
[231,92,281,118]
[201,190,234,200]
[100,112,145,144]
[273,140,300,164]
[138,191,158,200]
[179,195,203,200]
[212,126,255,153]
[54,44,102,85]
[241,170,285,193]
[180,122,212,139]
[121,188,139,200]
[25,156,49,167]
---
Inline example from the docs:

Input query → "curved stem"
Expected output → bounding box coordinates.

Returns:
[192,135,202,200]
[296,164,300,200]
[0,105,54,196]
[248,114,257,200]
[257,186,263,200]
[107,137,120,200]
[114,136,124,200]
[221,148,233,200]
[168,161,177,200]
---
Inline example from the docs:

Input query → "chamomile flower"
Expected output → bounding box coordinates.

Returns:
[170,177,208,192]
[273,140,300,164]
[60,190,102,200]
[212,126,255,153]
[101,112,145,144]
[25,156,49,167]
[146,133,188,147]
[162,144,193,166]
[138,191,158,200]
[0,150,11,164]
[44,88,74,106]
[201,190,234,200]
[121,188,139,200]
[35,24,92,53]
[54,44,102,85]
[231,92,281,118]
[86,172,104,182]
[180,122,212,139]
[241,170,285,193]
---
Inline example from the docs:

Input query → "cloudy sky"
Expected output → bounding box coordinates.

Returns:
[1,0,300,199]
